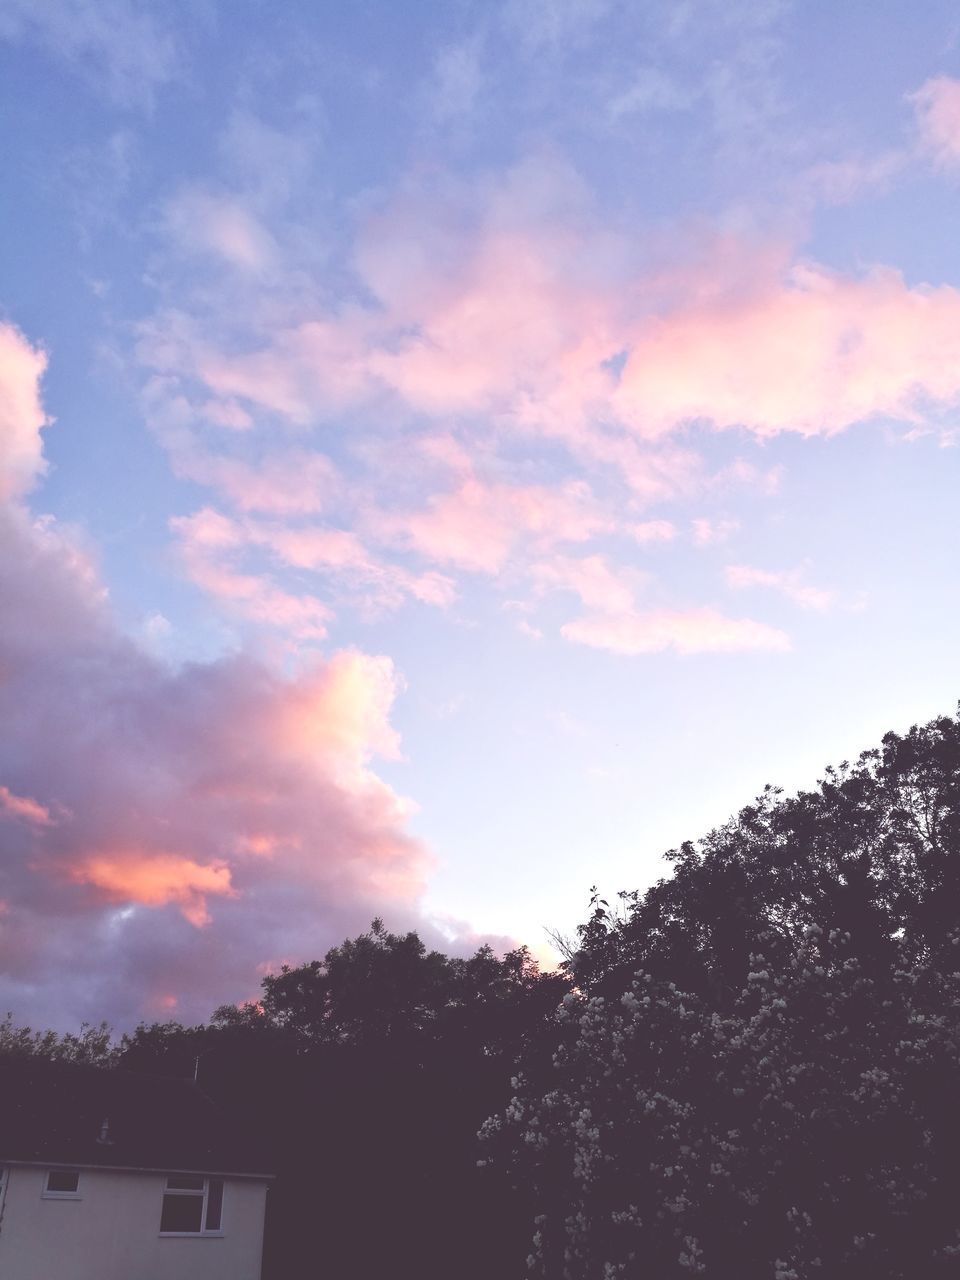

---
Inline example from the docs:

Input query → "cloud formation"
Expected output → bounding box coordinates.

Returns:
[911,76,960,170]
[7,3,959,1035]
[725,563,834,611]
[0,786,55,828]
[0,0,180,107]
[561,607,790,656]
[137,158,809,651]
[0,322,452,1028]
[0,323,48,501]
[616,258,960,437]
[146,155,960,474]
[310,238,960,441]
[135,131,960,658]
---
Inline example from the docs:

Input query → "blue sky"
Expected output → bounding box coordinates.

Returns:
[1,0,959,1027]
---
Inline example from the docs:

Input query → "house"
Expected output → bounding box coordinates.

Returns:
[0,1056,272,1280]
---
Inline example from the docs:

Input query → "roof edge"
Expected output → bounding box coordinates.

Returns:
[1,1159,274,1182]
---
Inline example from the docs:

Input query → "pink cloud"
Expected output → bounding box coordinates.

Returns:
[911,76,960,170]
[385,476,610,574]
[138,161,960,666]
[271,648,404,773]
[143,159,628,444]
[0,785,55,827]
[0,496,439,1023]
[0,323,49,501]
[141,378,340,516]
[361,221,617,422]
[187,451,340,517]
[531,554,639,614]
[148,177,960,459]
[710,458,783,495]
[629,518,676,543]
[171,508,332,639]
[246,521,458,611]
[561,607,790,656]
[725,563,834,611]
[172,506,456,627]
[140,159,960,636]
[0,351,465,1028]
[615,259,960,437]
[194,313,378,425]
[71,852,236,928]
[132,161,960,676]
[200,399,254,430]
[517,618,544,641]
[692,516,740,546]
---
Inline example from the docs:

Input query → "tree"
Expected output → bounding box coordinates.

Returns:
[0,1013,115,1066]
[567,710,960,1002]
[482,929,960,1279]
[483,707,960,1278]
[238,918,456,1047]
[119,922,568,1280]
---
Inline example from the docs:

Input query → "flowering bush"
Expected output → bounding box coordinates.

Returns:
[481,927,960,1279]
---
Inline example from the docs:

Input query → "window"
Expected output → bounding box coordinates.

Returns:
[43,1169,81,1198]
[159,1175,224,1235]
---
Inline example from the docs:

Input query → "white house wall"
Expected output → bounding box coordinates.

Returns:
[0,1165,268,1280]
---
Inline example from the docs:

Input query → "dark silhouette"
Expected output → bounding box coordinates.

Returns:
[117,922,568,1280]
[486,708,960,1278]
[567,711,960,1001]
[5,708,960,1277]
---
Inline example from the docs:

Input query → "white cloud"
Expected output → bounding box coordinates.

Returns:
[0,0,181,107]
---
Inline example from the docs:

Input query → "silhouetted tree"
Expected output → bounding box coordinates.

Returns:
[567,710,960,1001]
[119,921,568,1280]
[484,929,960,1279]
[10,708,960,1279]
[488,707,960,1278]
[0,1013,115,1066]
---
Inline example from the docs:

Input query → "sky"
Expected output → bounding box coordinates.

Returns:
[1,0,960,1030]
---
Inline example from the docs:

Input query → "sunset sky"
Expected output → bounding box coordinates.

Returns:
[2,0,960,1029]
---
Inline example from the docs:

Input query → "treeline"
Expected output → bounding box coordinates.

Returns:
[6,708,960,1278]
[2,929,570,1279]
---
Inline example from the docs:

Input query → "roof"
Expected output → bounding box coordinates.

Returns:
[0,1057,271,1178]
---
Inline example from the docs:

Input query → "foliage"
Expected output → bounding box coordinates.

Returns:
[120,920,569,1280]
[485,708,960,1278]
[566,711,960,1001]
[0,1012,116,1066]
[482,929,960,1278]
[10,709,960,1279]
[209,917,567,1054]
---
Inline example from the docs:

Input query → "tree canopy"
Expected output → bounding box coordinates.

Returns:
[6,707,960,1278]
[484,707,960,1279]
[567,712,960,1000]
[117,920,568,1280]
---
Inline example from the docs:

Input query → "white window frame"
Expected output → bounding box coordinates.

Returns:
[158,1175,224,1237]
[42,1169,82,1200]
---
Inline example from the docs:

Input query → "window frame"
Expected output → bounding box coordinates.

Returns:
[158,1175,225,1238]
[42,1169,82,1200]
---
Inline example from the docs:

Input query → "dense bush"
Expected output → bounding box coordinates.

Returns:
[483,708,960,1278]
[482,930,960,1278]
